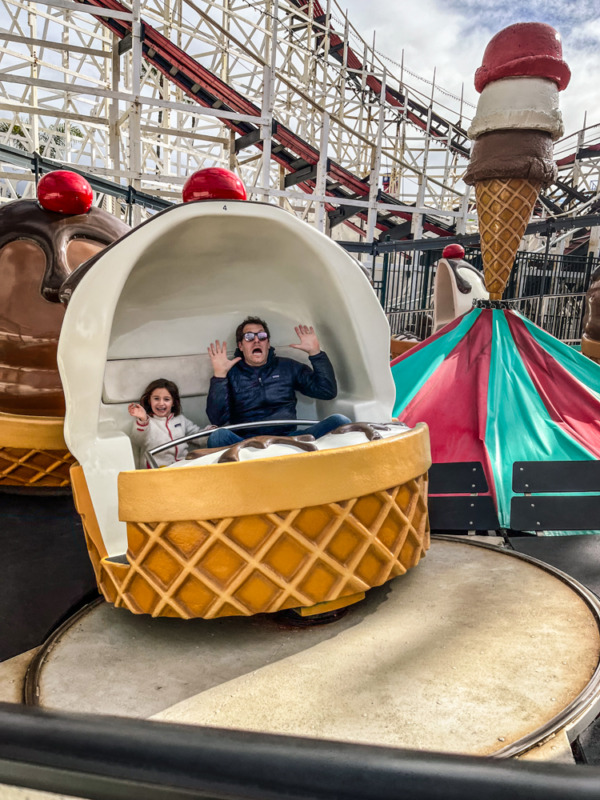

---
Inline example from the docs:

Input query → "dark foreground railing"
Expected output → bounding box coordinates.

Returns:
[1,702,600,800]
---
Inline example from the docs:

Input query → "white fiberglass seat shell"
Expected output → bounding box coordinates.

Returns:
[57,200,395,556]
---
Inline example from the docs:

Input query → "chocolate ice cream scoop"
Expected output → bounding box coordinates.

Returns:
[464,130,557,186]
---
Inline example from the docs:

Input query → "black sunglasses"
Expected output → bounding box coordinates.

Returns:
[242,331,269,342]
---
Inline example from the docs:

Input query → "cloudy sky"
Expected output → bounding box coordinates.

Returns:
[340,0,600,141]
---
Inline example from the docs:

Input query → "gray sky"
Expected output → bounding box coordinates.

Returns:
[341,0,600,140]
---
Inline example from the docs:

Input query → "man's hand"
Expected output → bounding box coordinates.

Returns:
[128,403,148,423]
[208,340,241,378]
[290,324,321,356]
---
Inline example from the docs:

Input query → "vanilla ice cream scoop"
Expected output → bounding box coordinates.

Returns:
[468,76,564,141]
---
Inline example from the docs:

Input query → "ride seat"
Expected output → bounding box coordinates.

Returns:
[102,353,213,406]
[100,348,333,465]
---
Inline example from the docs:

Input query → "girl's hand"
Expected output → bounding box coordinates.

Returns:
[128,403,148,422]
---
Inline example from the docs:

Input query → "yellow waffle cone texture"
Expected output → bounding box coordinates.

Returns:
[475,178,541,300]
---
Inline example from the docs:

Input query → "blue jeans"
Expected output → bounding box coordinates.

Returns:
[207,414,351,448]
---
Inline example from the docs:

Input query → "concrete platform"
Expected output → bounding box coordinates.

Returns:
[29,538,600,758]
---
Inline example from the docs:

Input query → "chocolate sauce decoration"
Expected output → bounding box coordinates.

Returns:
[218,435,317,463]
[0,199,129,416]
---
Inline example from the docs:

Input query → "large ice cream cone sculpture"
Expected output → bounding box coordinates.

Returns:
[464,23,571,299]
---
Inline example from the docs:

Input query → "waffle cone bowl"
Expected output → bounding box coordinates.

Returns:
[0,411,75,489]
[71,424,431,620]
[581,334,600,365]
[475,178,541,299]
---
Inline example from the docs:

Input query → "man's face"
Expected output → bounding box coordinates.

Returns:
[239,323,269,367]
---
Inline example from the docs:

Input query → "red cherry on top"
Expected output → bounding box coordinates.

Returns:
[37,170,93,215]
[442,244,465,260]
[182,168,247,203]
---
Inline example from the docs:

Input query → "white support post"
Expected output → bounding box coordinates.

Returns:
[319,0,331,108]
[456,187,471,235]
[412,110,433,240]
[573,123,586,186]
[260,0,278,202]
[129,0,142,225]
[260,64,273,202]
[314,112,330,232]
[589,227,600,258]
[28,7,40,155]
[367,70,386,267]
[109,35,120,177]
[338,15,349,118]
[221,0,230,84]
[62,7,71,164]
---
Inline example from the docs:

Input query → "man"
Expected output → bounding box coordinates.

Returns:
[206,316,350,448]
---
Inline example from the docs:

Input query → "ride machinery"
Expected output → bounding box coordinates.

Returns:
[3,24,600,770]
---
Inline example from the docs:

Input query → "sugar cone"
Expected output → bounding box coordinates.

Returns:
[475,178,541,299]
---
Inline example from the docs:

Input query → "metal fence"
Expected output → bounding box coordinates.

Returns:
[347,242,598,344]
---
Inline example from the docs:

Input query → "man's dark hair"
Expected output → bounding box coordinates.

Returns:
[140,378,182,416]
[235,316,270,344]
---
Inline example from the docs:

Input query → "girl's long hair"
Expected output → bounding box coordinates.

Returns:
[140,378,181,416]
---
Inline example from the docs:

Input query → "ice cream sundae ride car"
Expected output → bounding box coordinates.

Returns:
[0,170,129,489]
[58,170,431,620]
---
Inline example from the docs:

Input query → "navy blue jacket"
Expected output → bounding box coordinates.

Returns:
[206,347,337,434]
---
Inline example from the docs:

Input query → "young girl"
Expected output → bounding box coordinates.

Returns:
[128,378,211,468]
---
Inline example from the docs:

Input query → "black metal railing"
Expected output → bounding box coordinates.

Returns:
[342,239,600,344]
[1,702,600,799]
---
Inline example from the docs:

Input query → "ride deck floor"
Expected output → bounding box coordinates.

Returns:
[30,538,600,759]
[508,533,600,765]
[508,534,600,598]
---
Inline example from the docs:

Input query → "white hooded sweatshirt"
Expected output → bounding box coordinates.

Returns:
[130,413,208,468]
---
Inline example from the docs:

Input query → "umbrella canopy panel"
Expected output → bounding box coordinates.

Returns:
[391,308,600,529]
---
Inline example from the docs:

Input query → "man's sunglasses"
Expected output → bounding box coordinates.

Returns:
[242,331,269,342]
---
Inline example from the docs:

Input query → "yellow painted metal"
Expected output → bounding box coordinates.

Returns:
[72,426,431,620]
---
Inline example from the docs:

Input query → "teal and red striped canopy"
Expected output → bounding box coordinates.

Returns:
[391,307,600,528]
